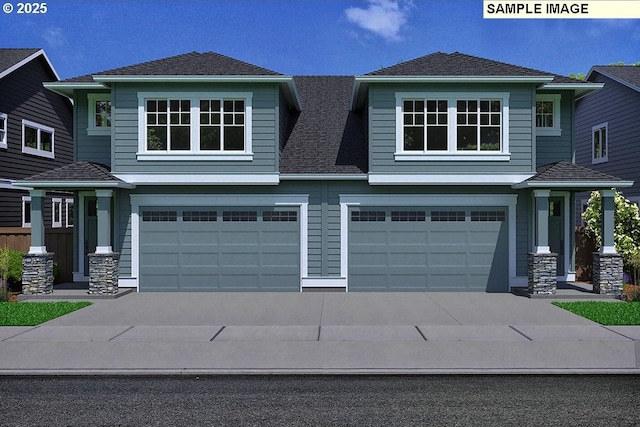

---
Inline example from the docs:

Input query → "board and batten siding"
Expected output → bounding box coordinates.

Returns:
[74,89,112,165]
[110,83,280,175]
[575,73,640,200]
[367,84,536,175]
[536,91,575,167]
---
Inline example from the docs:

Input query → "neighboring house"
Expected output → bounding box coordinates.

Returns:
[16,51,631,293]
[575,65,640,216]
[0,49,74,229]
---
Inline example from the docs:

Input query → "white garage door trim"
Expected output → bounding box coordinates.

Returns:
[130,194,309,291]
[339,194,518,291]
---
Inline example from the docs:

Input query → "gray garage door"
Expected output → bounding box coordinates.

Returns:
[348,207,508,292]
[140,207,300,291]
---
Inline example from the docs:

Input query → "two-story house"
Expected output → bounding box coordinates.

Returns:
[16,51,631,294]
[575,65,640,209]
[0,48,74,284]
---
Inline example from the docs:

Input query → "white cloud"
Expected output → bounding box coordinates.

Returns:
[42,27,67,49]
[345,0,413,42]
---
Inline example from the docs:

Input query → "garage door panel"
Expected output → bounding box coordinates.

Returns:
[140,206,300,291]
[349,207,508,292]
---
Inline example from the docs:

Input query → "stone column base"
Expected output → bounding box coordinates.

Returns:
[88,253,120,294]
[593,252,623,295]
[528,252,558,295]
[22,253,54,294]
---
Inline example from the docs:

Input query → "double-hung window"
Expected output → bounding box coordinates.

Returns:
[535,94,561,136]
[138,92,252,160]
[592,122,608,164]
[22,119,54,159]
[0,112,7,149]
[396,92,510,161]
[87,94,111,135]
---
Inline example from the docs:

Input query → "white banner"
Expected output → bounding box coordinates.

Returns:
[484,1,640,19]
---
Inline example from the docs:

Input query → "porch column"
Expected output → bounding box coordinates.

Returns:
[528,189,557,295]
[95,189,113,254]
[593,189,623,295]
[89,189,119,294]
[28,190,47,254]
[22,190,54,294]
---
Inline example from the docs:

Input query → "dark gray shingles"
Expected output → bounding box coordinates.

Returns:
[526,161,624,182]
[21,161,122,182]
[280,76,367,174]
[592,66,640,90]
[0,48,40,75]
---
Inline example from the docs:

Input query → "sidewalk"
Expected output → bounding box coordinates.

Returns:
[1,291,639,375]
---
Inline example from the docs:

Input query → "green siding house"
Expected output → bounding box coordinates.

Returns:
[15,51,633,294]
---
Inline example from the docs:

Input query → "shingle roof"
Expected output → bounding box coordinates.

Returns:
[280,76,367,174]
[525,161,624,183]
[591,65,640,91]
[21,161,123,182]
[0,48,40,75]
[365,51,581,84]
[61,51,282,82]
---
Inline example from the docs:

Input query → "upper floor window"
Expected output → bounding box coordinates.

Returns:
[396,92,510,161]
[137,92,252,161]
[87,94,111,135]
[592,122,608,164]
[0,113,7,149]
[22,119,54,159]
[536,94,561,136]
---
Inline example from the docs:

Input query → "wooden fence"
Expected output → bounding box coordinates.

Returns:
[0,227,74,283]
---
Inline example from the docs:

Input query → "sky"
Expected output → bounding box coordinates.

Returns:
[1,0,639,80]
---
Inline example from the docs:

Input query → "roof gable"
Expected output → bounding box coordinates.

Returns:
[0,48,59,80]
[589,66,640,93]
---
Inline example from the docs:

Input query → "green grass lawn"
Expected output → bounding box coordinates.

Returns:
[0,301,92,326]
[552,301,640,325]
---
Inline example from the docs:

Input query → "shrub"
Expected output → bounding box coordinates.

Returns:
[0,246,25,289]
[623,284,640,302]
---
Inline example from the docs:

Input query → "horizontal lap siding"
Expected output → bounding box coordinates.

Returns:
[576,74,640,199]
[0,57,73,180]
[112,83,279,174]
[368,84,535,175]
[74,90,111,165]
[536,91,574,166]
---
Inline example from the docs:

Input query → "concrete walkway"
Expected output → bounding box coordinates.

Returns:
[2,292,639,375]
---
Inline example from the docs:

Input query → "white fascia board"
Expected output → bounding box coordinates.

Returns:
[280,174,368,181]
[11,180,134,189]
[92,75,295,84]
[512,180,634,189]
[368,174,535,185]
[114,173,280,185]
[538,82,604,98]
[354,75,553,84]
[0,49,60,81]
[43,82,107,98]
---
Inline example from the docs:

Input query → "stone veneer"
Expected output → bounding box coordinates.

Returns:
[593,252,624,295]
[22,253,54,294]
[88,253,120,294]
[528,252,558,295]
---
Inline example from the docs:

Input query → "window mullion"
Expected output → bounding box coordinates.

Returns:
[191,98,199,154]
[448,99,455,153]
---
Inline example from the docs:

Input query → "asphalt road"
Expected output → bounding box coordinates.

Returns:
[1,375,639,426]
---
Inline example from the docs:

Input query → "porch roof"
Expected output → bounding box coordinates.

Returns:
[512,161,634,189]
[11,161,135,189]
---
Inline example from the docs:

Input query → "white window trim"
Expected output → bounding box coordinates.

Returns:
[87,93,111,135]
[136,91,253,161]
[52,198,63,228]
[21,119,55,159]
[535,94,561,136]
[0,112,7,149]
[395,92,510,161]
[65,198,74,228]
[22,196,31,228]
[592,122,608,164]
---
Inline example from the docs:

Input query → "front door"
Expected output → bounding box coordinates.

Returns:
[549,197,564,276]
[84,197,98,274]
